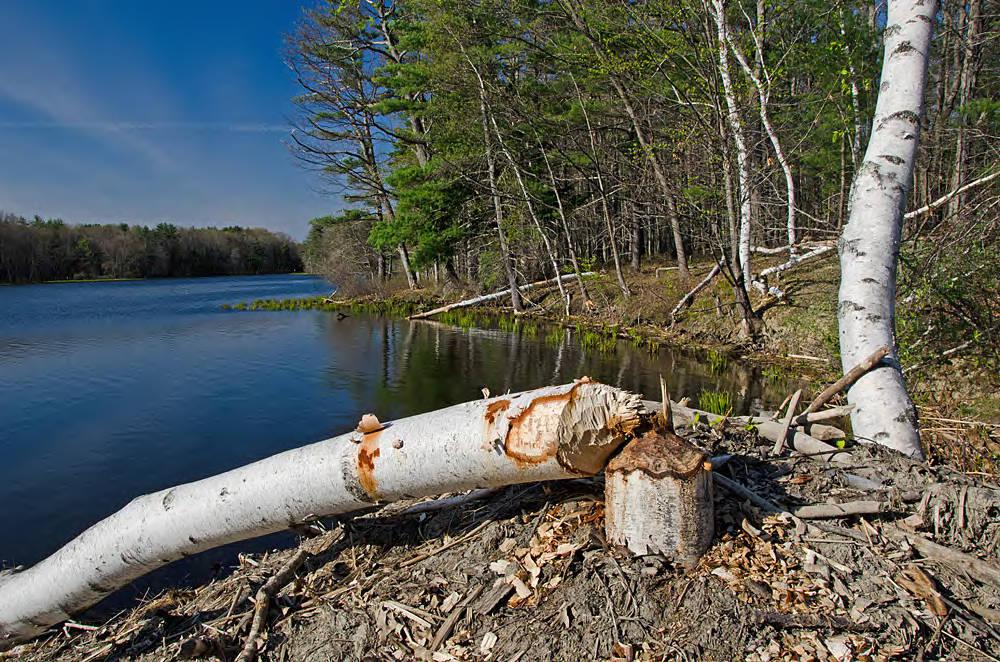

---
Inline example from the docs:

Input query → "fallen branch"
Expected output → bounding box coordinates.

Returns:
[408,273,592,320]
[771,389,802,455]
[790,405,854,426]
[749,241,834,255]
[882,525,1000,589]
[235,548,310,662]
[757,244,834,279]
[792,500,887,520]
[804,346,890,414]
[751,244,835,294]
[670,263,721,318]
[0,380,643,649]
[904,169,1000,220]
[800,423,847,442]
[645,400,853,465]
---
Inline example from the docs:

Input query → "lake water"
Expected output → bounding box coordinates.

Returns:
[0,274,796,593]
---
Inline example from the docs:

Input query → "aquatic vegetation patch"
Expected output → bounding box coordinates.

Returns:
[698,390,734,416]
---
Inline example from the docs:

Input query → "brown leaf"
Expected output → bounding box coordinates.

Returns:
[896,565,947,617]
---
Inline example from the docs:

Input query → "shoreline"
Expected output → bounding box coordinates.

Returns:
[227,264,998,472]
[0,272,315,287]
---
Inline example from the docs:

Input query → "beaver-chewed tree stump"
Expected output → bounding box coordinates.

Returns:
[604,430,714,565]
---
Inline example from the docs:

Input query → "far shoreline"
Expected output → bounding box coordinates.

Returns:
[0,272,319,286]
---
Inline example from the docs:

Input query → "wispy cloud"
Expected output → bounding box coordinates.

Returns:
[0,120,290,133]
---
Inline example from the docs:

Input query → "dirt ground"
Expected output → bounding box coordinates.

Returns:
[9,412,1000,662]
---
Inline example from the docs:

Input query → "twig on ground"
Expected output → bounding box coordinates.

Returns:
[235,548,310,662]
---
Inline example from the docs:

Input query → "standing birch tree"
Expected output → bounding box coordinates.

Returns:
[838,0,939,458]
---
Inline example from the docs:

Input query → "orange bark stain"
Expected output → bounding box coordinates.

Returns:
[357,428,384,498]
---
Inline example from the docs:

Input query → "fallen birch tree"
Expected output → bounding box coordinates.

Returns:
[0,380,715,650]
[408,273,593,320]
[751,244,835,295]
[670,263,722,319]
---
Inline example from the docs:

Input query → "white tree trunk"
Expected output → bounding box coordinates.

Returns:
[0,381,642,649]
[838,0,938,458]
[489,113,569,314]
[710,0,754,288]
[725,33,797,253]
[407,273,591,320]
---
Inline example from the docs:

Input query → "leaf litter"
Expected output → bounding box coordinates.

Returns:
[5,419,1000,661]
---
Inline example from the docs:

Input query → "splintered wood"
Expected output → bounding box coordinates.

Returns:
[604,430,714,564]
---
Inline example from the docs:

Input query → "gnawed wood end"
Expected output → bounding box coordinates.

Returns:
[495,378,643,475]
[605,431,714,565]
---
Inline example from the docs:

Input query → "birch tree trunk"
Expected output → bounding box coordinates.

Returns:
[607,76,690,280]
[474,71,523,313]
[538,138,591,304]
[946,0,981,219]
[488,113,569,315]
[725,31,797,253]
[0,381,643,650]
[838,0,938,458]
[710,0,754,289]
[569,75,631,297]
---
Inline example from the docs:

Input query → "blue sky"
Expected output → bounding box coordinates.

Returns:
[0,1,337,239]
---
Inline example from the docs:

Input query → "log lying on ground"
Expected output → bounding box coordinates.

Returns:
[751,244,835,294]
[804,345,889,414]
[408,273,593,320]
[0,380,650,649]
[670,263,722,318]
[0,381,718,650]
[645,400,852,464]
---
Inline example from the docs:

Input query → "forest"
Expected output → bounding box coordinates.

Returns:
[292,0,997,375]
[0,212,302,283]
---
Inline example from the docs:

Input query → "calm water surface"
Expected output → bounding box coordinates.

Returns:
[0,274,795,591]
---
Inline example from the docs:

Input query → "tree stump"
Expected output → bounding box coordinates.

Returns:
[604,430,714,565]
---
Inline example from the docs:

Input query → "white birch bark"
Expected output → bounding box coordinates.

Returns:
[467,54,522,312]
[488,113,569,314]
[725,32,797,253]
[838,0,938,458]
[0,381,642,649]
[710,0,754,288]
[407,272,592,320]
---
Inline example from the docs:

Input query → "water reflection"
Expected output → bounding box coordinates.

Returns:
[317,314,795,424]
[0,275,796,596]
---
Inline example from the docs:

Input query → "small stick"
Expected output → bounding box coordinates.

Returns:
[430,585,484,651]
[882,525,1000,589]
[772,389,802,456]
[659,374,673,432]
[790,405,855,426]
[804,346,890,414]
[773,392,793,421]
[713,473,867,542]
[235,548,310,662]
[400,519,491,568]
[792,500,887,520]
